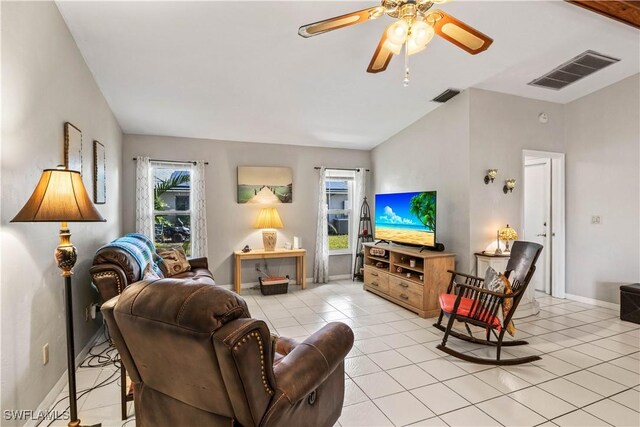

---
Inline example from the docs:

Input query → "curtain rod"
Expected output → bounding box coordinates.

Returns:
[132,157,209,165]
[314,167,370,172]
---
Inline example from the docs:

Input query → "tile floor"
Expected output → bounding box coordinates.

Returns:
[44,280,639,427]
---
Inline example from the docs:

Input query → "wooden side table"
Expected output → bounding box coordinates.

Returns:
[233,248,306,294]
[475,252,510,277]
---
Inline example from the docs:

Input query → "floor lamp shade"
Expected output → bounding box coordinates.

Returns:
[11,169,105,223]
[254,208,283,251]
[11,168,104,427]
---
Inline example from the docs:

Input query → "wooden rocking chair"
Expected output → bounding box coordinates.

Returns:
[433,241,543,365]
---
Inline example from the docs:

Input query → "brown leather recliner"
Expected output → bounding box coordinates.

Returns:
[90,233,214,303]
[102,278,354,427]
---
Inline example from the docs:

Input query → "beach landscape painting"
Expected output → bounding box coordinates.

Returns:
[374,191,436,247]
[237,166,293,204]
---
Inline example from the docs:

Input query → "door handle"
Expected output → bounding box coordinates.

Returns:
[536,233,547,237]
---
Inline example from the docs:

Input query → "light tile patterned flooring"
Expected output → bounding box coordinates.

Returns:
[46,280,639,426]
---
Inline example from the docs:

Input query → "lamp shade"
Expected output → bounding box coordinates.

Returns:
[499,224,518,241]
[11,169,105,223]
[254,207,283,229]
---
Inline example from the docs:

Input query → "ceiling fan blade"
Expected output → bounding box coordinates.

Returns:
[430,10,493,55]
[298,7,383,38]
[367,29,395,74]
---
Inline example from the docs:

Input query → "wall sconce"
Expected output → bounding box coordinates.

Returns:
[503,179,516,194]
[484,169,498,184]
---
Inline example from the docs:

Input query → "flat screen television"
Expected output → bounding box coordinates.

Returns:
[374,191,437,248]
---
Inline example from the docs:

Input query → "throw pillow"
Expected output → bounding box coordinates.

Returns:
[500,273,516,337]
[142,262,162,280]
[483,267,505,293]
[157,247,191,277]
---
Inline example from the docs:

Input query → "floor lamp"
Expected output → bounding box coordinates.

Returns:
[12,168,105,427]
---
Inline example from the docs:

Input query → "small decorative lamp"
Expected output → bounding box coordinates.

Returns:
[499,224,518,253]
[503,179,516,194]
[12,167,105,427]
[255,207,283,251]
[484,169,498,184]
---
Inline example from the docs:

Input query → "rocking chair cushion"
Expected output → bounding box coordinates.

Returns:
[438,294,502,330]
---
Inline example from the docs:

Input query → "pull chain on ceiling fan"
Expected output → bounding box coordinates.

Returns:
[298,0,493,86]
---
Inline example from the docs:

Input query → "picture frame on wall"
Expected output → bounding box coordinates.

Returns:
[93,140,106,204]
[64,122,82,173]
[237,166,293,204]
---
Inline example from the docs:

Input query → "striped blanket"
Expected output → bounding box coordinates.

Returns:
[101,233,164,279]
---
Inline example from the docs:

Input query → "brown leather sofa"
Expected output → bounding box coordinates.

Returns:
[90,233,214,303]
[102,278,354,427]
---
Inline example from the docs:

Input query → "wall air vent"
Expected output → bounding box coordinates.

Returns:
[432,89,461,103]
[529,50,620,90]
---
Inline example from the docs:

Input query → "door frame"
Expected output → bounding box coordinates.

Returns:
[522,150,566,299]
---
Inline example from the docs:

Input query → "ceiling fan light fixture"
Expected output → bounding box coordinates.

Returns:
[410,19,434,46]
[387,19,409,45]
[407,37,427,55]
[385,40,403,55]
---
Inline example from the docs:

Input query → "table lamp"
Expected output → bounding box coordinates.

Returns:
[255,207,283,251]
[499,224,518,253]
[12,168,105,427]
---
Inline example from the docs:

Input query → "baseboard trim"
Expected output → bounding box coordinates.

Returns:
[28,327,104,427]
[565,293,620,311]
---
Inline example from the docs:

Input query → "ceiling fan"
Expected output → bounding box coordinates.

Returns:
[298,0,493,85]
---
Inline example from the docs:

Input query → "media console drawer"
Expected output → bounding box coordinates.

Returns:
[364,267,389,294]
[389,276,423,308]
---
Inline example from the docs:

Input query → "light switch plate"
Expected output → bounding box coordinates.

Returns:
[591,216,601,224]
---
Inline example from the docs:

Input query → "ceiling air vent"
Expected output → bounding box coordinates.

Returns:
[529,50,620,90]
[432,89,461,103]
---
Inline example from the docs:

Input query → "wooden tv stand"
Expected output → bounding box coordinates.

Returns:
[363,243,455,318]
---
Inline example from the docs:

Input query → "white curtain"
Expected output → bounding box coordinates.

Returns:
[350,167,366,275]
[135,156,154,239]
[313,167,329,283]
[191,161,208,258]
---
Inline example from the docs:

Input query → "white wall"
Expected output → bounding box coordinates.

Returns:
[468,89,566,264]
[564,74,640,303]
[1,2,123,421]
[371,92,472,272]
[122,134,371,285]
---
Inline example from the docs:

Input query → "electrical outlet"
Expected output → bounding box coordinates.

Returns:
[85,306,90,321]
[591,215,602,224]
[42,343,49,365]
[90,303,98,320]
[255,263,261,271]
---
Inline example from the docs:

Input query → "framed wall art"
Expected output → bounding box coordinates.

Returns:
[237,166,293,204]
[64,122,82,173]
[93,140,106,204]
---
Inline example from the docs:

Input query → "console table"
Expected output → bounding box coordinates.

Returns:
[362,243,455,318]
[233,248,306,294]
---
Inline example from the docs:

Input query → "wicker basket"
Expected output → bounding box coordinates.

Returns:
[259,275,290,295]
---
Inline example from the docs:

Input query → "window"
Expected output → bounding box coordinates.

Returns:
[325,169,355,254]
[152,163,192,256]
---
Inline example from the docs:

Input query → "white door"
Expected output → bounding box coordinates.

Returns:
[524,158,551,293]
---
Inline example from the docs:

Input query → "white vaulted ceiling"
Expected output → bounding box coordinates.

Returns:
[56,1,639,149]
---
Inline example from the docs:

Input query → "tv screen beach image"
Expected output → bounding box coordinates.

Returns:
[375,191,436,247]
[237,166,293,204]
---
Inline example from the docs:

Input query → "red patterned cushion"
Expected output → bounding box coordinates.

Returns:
[439,294,502,330]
